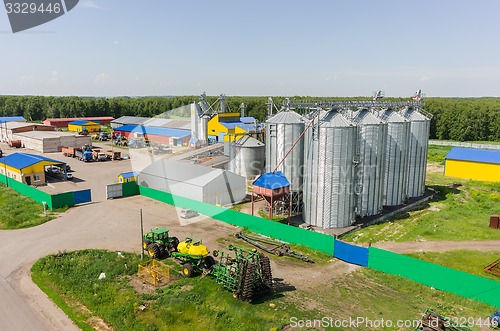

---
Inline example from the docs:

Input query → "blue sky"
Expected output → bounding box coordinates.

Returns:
[1,0,499,97]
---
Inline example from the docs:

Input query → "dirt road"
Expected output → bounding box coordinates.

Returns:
[375,240,500,254]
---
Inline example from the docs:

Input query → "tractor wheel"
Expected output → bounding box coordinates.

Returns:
[204,256,217,270]
[142,239,151,250]
[147,243,161,259]
[169,237,180,252]
[159,245,166,258]
[241,263,256,300]
[181,263,194,277]
[259,254,273,288]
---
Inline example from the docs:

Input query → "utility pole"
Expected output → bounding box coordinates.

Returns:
[140,209,144,260]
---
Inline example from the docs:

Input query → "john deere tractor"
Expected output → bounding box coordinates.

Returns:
[210,245,272,301]
[142,227,179,259]
[172,238,216,277]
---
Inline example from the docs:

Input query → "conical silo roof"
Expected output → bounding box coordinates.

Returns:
[267,111,304,124]
[401,107,430,121]
[320,110,354,127]
[234,135,264,147]
[378,109,407,123]
[353,109,383,125]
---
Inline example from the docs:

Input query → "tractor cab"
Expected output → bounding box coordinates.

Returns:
[152,228,169,242]
[142,227,179,259]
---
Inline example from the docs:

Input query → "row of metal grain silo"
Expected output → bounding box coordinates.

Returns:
[265,106,430,229]
[265,111,305,213]
[302,111,357,228]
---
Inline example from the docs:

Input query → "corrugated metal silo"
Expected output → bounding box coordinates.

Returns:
[266,111,305,212]
[228,135,265,179]
[353,109,387,217]
[303,111,357,228]
[400,107,430,198]
[377,109,410,206]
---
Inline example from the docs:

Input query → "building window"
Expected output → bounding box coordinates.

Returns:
[33,175,40,182]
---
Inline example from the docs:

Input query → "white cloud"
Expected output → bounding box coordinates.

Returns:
[18,74,36,85]
[81,1,102,9]
[48,71,59,84]
[93,73,110,86]
[420,76,430,81]
[112,41,119,45]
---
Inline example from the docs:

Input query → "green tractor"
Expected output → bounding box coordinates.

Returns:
[142,227,180,259]
[210,245,272,301]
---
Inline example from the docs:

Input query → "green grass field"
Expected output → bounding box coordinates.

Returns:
[32,250,311,331]
[427,144,452,164]
[32,250,497,331]
[0,184,60,229]
[407,250,500,281]
[342,146,500,244]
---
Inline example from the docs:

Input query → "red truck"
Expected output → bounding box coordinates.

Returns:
[62,146,78,157]
[8,140,22,148]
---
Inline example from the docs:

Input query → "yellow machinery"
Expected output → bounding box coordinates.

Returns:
[177,238,209,256]
[172,238,215,277]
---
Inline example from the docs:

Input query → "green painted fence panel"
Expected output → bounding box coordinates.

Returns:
[51,192,75,209]
[368,247,500,307]
[5,176,53,209]
[122,181,139,197]
[139,186,335,254]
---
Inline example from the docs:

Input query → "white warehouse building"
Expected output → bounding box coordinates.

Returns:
[137,159,246,206]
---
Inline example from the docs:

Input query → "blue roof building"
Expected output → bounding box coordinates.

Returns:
[118,171,138,183]
[0,116,26,124]
[0,153,64,185]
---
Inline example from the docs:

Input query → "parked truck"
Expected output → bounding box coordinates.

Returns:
[8,140,22,148]
[128,138,147,149]
[105,150,121,160]
[92,149,107,162]
[75,149,93,162]
[62,146,77,157]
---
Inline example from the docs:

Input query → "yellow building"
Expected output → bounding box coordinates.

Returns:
[444,147,500,183]
[118,171,138,183]
[207,113,259,142]
[68,120,100,133]
[0,153,65,186]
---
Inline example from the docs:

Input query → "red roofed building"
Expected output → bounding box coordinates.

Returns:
[43,117,114,128]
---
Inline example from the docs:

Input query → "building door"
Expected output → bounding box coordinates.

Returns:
[25,176,31,185]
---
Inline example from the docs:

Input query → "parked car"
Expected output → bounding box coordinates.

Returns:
[46,165,60,174]
[180,209,199,219]
[66,173,73,180]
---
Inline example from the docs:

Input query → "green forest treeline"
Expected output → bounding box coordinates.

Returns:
[0,95,498,142]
